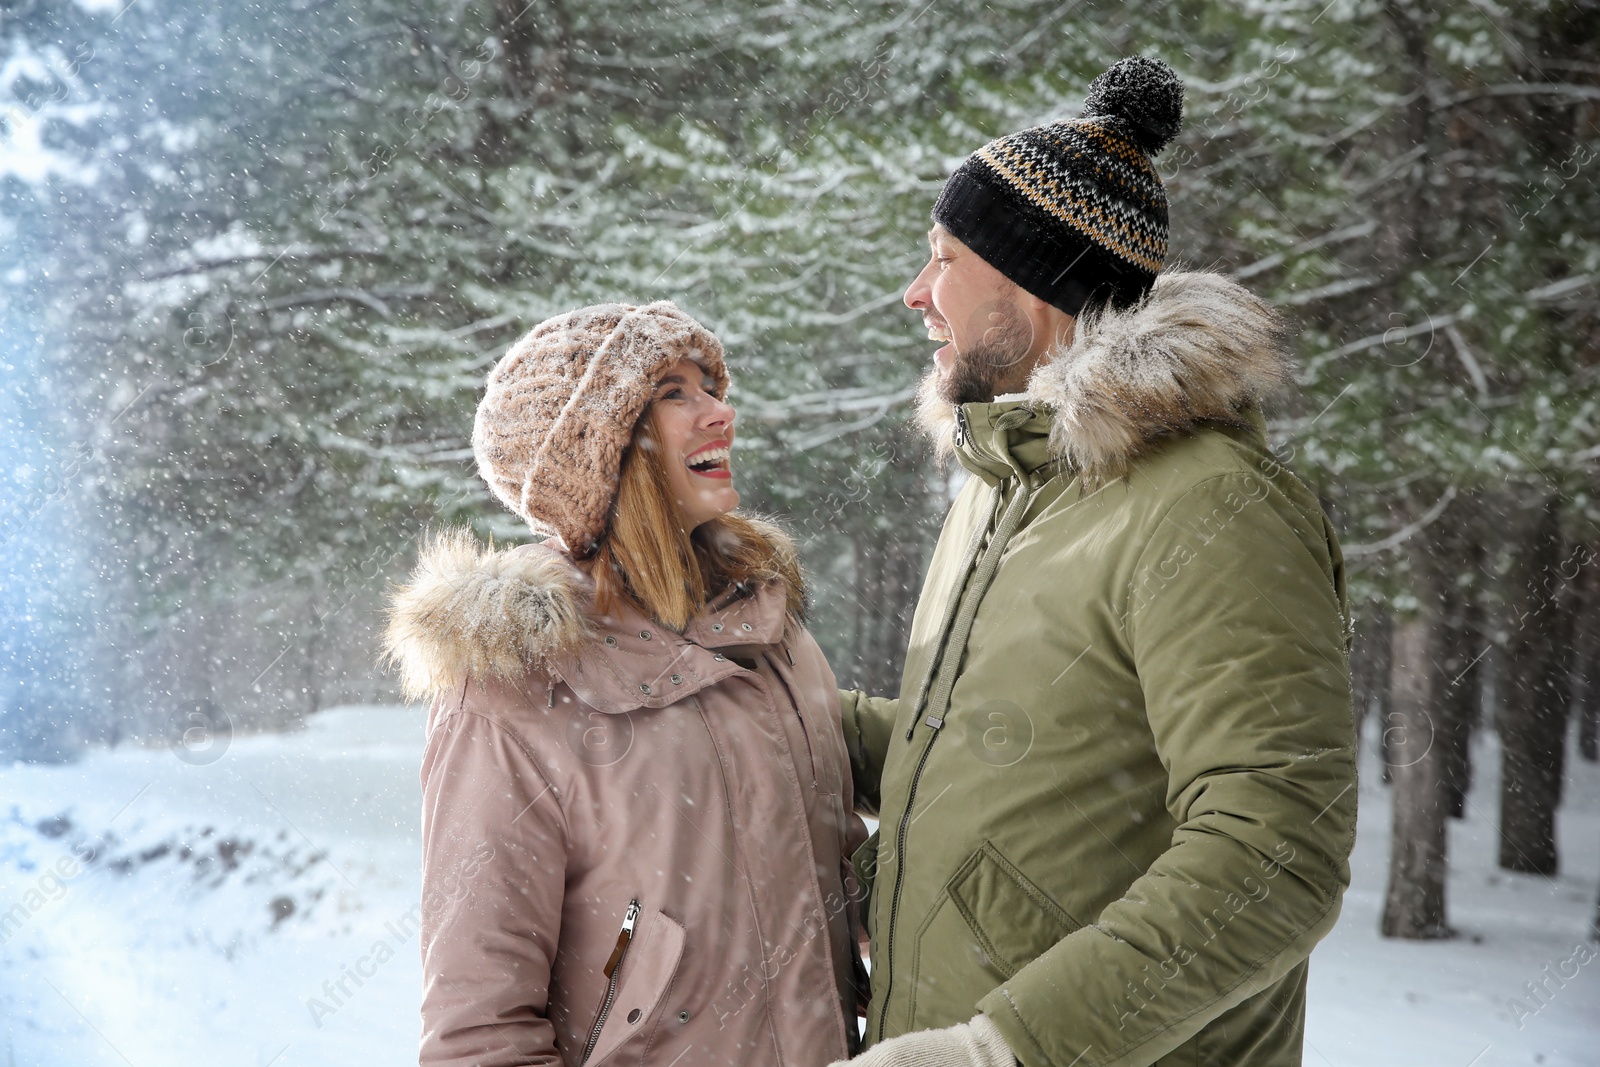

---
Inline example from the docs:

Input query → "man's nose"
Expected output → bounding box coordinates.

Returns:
[905,261,934,310]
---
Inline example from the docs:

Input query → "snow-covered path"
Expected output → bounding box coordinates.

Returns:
[1,706,1596,1066]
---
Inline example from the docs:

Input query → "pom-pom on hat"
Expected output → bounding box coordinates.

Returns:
[932,55,1185,316]
[473,301,729,557]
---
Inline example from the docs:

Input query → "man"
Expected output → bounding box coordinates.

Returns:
[831,56,1357,1067]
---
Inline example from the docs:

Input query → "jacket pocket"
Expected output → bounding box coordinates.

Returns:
[945,841,1079,980]
[582,906,686,1067]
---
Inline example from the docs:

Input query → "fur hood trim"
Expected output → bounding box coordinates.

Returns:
[921,270,1292,485]
[384,519,807,701]
[384,529,590,701]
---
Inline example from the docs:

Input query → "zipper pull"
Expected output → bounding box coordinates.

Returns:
[603,899,640,978]
[954,406,970,448]
[906,711,946,741]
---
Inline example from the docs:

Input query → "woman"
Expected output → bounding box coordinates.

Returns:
[387,301,868,1067]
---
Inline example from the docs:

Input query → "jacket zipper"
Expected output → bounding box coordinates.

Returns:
[876,431,1034,1040]
[793,704,819,788]
[874,722,942,1040]
[580,898,640,1064]
[953,405,971,448]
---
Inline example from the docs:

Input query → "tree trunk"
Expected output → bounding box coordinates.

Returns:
[1381,592,1452,939]
[1499,498,1578,875]
[1351,608,1392,764]
[1581,662,1600,763]
[1593,836,1600,941]
[842,441,933,696]
[303,593,323,718]
[1377,0,1433,276]
[476,0,575,166]
[849,515,923,696]
[1439,527,1484,819]
[1573,549,1600,763]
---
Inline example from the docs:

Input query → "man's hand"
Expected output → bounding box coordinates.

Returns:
[828,1015,1016,1067]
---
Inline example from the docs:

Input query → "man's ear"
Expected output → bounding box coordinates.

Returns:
[1018,287,1052,313]
[1035,307,1076,361]
[1055,315,1077,350]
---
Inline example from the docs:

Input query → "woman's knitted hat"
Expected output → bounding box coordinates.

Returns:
[473,301,729,557]
[932,55,1185,316]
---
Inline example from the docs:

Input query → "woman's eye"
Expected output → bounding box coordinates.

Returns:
[660,388,684,400]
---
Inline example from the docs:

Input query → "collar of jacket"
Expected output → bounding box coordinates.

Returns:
[917,269,1292,488]
[952,401,1056,487]
[384,532,791,713]
[558,575,790,715]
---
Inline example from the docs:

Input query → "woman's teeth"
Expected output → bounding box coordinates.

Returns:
[687,446,730,472]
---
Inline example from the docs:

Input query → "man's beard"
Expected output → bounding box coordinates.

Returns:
[936,299,1034,405]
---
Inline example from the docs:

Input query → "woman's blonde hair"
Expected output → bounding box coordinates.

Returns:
[588,407,805,631]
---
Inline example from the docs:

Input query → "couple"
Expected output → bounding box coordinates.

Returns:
[388,57,1358,1067]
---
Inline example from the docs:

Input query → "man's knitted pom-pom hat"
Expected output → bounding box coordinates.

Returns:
[933,55,1184,316]
[473,300,729,557]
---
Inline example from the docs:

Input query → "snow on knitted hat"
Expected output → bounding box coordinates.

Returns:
[933,55,1185,315]
[473,301,729,557]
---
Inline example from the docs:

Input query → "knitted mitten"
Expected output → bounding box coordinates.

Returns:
[827,1015,1016,1067]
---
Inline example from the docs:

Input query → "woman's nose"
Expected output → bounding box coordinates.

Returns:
[703,394,735,431]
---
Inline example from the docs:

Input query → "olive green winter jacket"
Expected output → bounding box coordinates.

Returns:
[842,271,1358,1067]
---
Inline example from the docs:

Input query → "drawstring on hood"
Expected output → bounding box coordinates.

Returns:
[903,405,1039,738]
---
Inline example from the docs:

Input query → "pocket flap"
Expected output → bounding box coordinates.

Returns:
[946,842,1079,979]
[586,909,686,1067]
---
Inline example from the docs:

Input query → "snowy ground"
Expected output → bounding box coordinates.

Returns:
[0,707,427,1066]
[1306,729,1599,1067]
[1,706,1596,1066]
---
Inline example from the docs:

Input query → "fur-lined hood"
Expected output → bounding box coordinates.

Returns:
[384,524,802,702]
[384,530,592,701]
[918,270,1292,485]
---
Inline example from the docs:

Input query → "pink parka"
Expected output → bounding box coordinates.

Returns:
[388,532,868,1067]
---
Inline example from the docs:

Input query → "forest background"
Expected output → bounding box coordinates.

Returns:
[2,0,1599,941]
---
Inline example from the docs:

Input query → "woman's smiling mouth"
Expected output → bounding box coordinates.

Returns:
[685,441,732,479]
